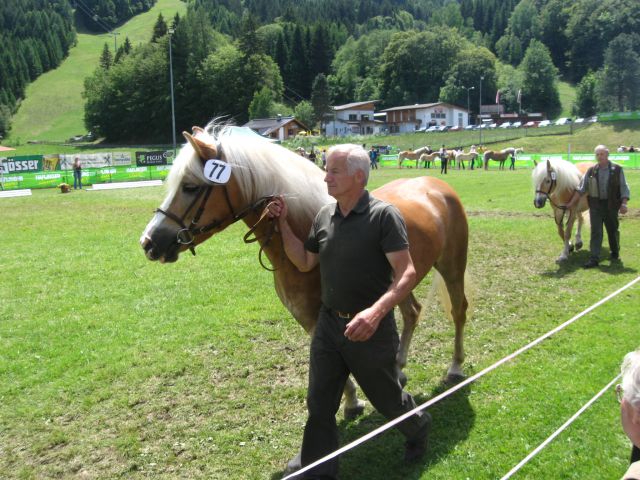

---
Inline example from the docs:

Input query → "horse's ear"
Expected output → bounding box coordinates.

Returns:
[546,159,552,172]
[183,131,218,162]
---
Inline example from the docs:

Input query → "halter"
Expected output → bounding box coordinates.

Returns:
[535,171,568,226]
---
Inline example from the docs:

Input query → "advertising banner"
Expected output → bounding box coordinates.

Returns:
[43,154,61,171]
[136,150,172,166]
[59,152,132,169]
[598,111,640,121]
[0,155,43,173]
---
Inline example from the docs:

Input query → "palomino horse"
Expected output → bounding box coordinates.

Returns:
[454,148,478,170]
[484,147,523,170]
[418,151,440,168]
[532,158,593,263]
[141,125,469,418]
[398,146,431,168]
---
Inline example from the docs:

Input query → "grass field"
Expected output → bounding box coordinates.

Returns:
[6,0,187,144]
[1,164,639,479]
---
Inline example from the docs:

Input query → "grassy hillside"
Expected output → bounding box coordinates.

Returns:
[7,0,187,144]
[558,80,577,118]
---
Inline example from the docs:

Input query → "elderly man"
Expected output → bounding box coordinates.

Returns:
[269,144,430,479]
[619,349,640,479]
[567,145,630,268]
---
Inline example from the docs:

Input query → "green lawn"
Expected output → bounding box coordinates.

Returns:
[1,166,638,479]
[7,0,187,145]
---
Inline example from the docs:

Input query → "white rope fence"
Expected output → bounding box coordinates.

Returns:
[283,274,640,480]
[499,373,621,479]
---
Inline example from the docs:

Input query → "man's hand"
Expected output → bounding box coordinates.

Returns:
[267,195,288,223]
[344,307,382,342]
[620,203,628,214]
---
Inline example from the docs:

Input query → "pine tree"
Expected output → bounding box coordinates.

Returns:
[311,73,332,126]
[151,14,168,43]
[99,43,113,70]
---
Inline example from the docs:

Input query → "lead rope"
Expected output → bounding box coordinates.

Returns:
[242,200,279,272]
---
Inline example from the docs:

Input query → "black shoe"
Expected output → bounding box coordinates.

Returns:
[610,253,620,261]
[583,259,599,269]
[404,413,432,463]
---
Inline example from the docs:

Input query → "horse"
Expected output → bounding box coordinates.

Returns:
[140,124,470,419]
[398,146,431,168]
[418,151,440,169]
[532,158,593,263]
[454,148,477,170]
[617,145,637,153]
[484,147,522,170]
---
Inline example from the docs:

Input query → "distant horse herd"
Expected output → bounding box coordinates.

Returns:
[397,145,525,171]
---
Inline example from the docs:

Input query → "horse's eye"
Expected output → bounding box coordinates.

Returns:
[182,184,200,193]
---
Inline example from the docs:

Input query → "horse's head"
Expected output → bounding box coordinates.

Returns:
[532,159,556,208]
[141,124,329,263]
[140,127,252,263]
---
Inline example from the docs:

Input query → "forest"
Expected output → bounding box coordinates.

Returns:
[2,0,640,142]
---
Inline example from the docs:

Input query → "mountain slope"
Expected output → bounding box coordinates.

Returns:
[8,0,186,143]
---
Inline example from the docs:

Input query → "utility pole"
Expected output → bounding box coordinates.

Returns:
[168,29,177,156]
[479,76,484,146]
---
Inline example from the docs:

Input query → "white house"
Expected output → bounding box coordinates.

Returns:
[380,102,470,133]
[325,101,383,137]
[242,116,309,141]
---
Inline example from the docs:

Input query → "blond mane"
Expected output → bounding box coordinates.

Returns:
[165,123,330,226]
[531,158,582,193]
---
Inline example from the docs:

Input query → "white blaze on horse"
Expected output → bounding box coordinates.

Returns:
[532,158,592,263]
[140,124,470,418]
[484,147,523,170]
[398,146,431,168]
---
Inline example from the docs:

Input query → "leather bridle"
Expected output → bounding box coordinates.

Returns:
[535,172,569,226]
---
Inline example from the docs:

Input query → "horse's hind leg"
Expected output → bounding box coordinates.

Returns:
[575,212,584,250]
[343,377,365,420]
[435,266,468,383]
[397,292,422,386]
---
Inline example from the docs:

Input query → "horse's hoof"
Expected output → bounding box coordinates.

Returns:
[556,256,567,264]
[569,244,575,253]
[575,241,583,250]
[445,373,465,385]
[344,401,366,420]
[398,370,408,387]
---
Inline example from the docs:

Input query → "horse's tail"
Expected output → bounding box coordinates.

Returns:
[431,269,474,324]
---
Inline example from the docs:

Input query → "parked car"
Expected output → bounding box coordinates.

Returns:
[449,125,462,132]
[555,117,571,125]
[538,120,552,127]
[437,125,450,132]
[415,126,428,133]
[523,121,538,128]
[498,122,512,129]
[464,124,476,130]
[488,123,497,129]
[426,125,439,132]
[573,117,585,124]
[587,115,598,123]
[511,121,522,128]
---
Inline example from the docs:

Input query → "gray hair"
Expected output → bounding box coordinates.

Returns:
[594,144,609,154]
[328,144,370,185]
[621,349,640,406]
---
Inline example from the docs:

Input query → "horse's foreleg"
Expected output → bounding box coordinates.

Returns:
[397,292,422,386]
[343,377,365,420]
[556,212,575,263]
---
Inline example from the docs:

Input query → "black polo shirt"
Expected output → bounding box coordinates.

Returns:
[304,190,409,313]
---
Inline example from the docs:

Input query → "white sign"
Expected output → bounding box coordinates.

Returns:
[204,159,231,184]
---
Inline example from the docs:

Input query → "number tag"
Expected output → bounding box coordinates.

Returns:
[550,171,557,181]
[203,159,231,184]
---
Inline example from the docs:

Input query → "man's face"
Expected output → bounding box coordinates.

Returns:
[621,397,640,448]
[324,153,358,198]
[596,149,609,164]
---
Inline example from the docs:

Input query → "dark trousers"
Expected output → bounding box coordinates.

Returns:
[587,198,620,260]
[299,306,428,479]
[440,157,447,174]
